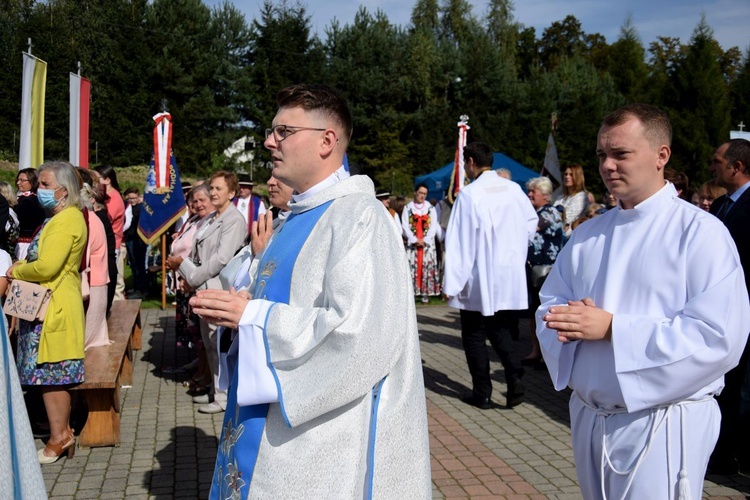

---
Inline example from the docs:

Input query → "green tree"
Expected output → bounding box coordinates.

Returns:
[486,0,519,62]
[606,15,648,101]
[248,0,324,136]
[668,17,731,182]
[538,15,586,70]
[410,0,439,34]
[326,8,412,185]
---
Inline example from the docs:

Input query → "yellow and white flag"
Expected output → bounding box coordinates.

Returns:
[20,52,47,170]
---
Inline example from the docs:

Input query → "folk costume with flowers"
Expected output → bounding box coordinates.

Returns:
[401,200,442,297]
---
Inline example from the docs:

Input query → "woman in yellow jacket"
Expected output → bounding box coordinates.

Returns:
[8,161,86,464]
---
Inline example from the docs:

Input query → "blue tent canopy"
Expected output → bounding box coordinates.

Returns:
[414,152,539,201]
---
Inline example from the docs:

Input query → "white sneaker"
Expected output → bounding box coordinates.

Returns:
[198,402,225,414]
[192,394,211,404]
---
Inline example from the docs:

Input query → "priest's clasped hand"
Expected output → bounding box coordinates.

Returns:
[251,211,274,256]
[543,298,613,343]
[189,287,252,329]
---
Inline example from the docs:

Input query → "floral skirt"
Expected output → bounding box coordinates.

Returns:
[407,245,441,296]
[16,320,84,386]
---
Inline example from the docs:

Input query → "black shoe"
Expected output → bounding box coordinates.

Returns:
[521,355,542,366]
[507,378,526,408]
[127,291,145,300]
[461,393,491,410]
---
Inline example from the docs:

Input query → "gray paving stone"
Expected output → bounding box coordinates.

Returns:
[39,306,748,499]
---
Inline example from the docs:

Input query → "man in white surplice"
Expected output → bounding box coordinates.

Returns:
[537,104,750,499]
[189,84,430,499]
[443,141,538,410]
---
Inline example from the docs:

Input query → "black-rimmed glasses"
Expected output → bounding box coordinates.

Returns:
[265,124,326,143]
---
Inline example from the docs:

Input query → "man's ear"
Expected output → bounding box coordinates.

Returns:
[655,145,671,171]
[320,129,338,157]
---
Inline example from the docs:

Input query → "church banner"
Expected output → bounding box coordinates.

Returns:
[137,113,186,245]
[19,52,47,170]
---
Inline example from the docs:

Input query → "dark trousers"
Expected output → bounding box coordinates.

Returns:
[712,336,750,468]
[126,238,149,294]
[460,309,524,399]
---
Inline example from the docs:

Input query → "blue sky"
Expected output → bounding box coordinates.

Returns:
[207,0,750,52]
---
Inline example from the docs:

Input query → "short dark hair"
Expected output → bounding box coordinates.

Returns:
[601,103,672,148]
[415,183,429,193]
[664,167,688,191]
[463,142,494,168]
[124,187,140,196]
[277,84,353,146]
[724,139,750,174]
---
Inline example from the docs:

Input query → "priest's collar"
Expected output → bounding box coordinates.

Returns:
[616,181,677,219]
[291,165,349,203]
[278,210,291,220]
[289,174,375,215]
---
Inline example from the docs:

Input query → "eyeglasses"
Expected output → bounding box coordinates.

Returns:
[16,177,29,183]
[265,124,326,143]
[126,197,139,202]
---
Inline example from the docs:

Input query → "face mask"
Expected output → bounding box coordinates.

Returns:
[38,187,63,209]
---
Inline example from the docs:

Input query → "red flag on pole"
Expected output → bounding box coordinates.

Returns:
[447,115,470,205]
[69,72,90,167]
[152,112,173,192]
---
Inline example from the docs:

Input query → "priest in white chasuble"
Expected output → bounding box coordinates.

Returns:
[190,84,431,499]
[537,103,750,499]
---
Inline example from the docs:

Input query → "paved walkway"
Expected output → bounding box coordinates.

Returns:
[38,305,750,499]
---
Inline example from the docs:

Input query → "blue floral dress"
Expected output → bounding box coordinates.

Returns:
[528,205,564,267]
[16,219,85,386]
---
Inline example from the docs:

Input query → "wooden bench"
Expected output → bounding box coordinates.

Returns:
[71,299,142,448]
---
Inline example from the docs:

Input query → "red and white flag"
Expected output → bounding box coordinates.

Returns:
[152,112,172,192]
[447,115,470,204]
[69,73,91,168]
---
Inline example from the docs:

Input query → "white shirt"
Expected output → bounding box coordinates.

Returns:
[123,204,133,232]
[443,170,538,315]
[236,195,267,226]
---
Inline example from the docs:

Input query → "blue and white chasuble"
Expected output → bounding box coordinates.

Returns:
[211,201,333,499]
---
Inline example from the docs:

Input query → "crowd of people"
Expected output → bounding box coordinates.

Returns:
[3,83,750,500]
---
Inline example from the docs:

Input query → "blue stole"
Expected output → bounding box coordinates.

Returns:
[211,201,333,499]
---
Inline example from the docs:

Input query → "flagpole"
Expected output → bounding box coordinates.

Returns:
[161,234,167,310]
